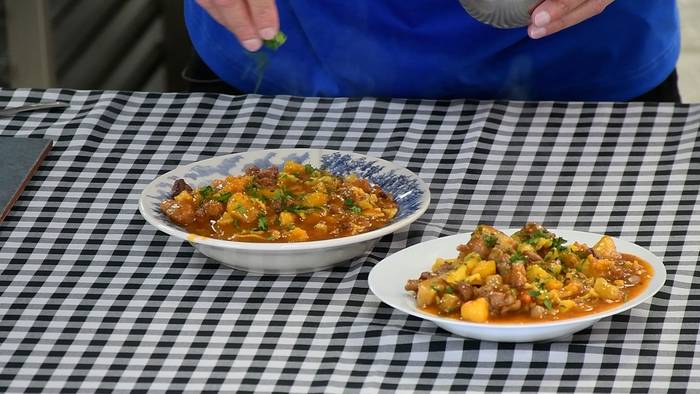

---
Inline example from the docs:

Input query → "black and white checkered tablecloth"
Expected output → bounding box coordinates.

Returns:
[1,88,699,393]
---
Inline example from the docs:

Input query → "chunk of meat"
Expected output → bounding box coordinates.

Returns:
[455,282,474,301]
[200,200,225,220]
[171,179,193,198]
[405,280,420,292]
[160,199,196,226]
[504,263,528,289]
[458,236,490,259]
[256,166,280,188]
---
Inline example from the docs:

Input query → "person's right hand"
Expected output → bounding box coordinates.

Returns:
[196,0,279,52]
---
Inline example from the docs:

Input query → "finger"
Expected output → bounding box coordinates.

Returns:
[246,0,279,40]
[529,0,613,39]
[210,0,263,51]
[530,0,588,28]
[195,0,227,27]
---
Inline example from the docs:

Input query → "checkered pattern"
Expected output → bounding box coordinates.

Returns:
[1,88,699,393]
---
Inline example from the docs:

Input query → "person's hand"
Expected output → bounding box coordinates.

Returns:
[528,0,614,39]
[196,0,279,52]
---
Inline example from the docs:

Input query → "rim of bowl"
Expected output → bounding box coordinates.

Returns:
[368,229,667,329]
[139,148,431,251]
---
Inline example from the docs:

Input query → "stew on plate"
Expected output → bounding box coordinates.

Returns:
[160,161,398,242]
[405,223,652,323]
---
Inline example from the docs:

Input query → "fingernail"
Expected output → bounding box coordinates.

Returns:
[242,38,262,51]
[533,11,551,27]
[259,27,277,40]
[529,27,546,39]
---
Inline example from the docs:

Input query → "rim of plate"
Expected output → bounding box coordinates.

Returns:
[368,229,667,329]
[138,148,431,251]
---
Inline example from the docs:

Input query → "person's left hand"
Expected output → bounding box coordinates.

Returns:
[528,0,614,39]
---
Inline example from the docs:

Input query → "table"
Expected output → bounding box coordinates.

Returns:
[1,88,699,393]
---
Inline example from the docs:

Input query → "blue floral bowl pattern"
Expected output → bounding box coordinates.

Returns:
[139,149,430,274]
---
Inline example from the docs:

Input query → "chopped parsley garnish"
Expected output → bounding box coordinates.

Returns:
[528,289,541,297]
[344,198,363,214]
[484,234,497,248]
[510,251,526,264]
[445,286,454,294]
[552,236,568,250]
[526,229,548,245]
[272,188,294,202]
[257,215,268,231]
[304,164,315,174]
[285,205,311,212]
[199,186,215,199]
[543,299,553,311]
[234,203,247,215]
[263,31,287,50]
[215,192,232,203]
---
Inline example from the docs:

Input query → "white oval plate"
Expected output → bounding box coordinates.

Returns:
[368,229,666,342]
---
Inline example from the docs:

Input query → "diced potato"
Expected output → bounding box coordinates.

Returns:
[223,175,252,193]
[279,211,297,226]
[438,293,462,313]
[465,273,483,285]
[587,255,612,276]
[471,260,496,279]
[444,264,468,285]
[559,300,577,312]
[560,251,580,268]
[313,222,328,233]
[545,279,563,290]
[560,282,581,298]
[174,190,193,203]
[357,199,373,210]
[526,265,552,282]
[593,277,623,301]
[416,283,438,307]
[461,297,489,323]
[303,192,328,207]
[286,227,309,242]
[283,160,306,176]
[593,235,621,260]
[226,192,260,224]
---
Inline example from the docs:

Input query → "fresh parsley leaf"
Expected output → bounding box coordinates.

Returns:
[445,287,454,294]
[199,186,215,199]
[284,205,317,213]
[263,31,287,50]
[235,203,247,215]
[350,206,362,215]
[483,234,497,248]
[344,198,355,207]
[257,215,268,231]
[528,289,541,297]
[543,299,553,311]
[510,251,525,264]
[303,164,314,174]
[552,236,568,250]
[526,229,548,245]
[215,192,232,203]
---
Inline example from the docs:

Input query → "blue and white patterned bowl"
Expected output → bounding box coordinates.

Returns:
[139,149,430,274]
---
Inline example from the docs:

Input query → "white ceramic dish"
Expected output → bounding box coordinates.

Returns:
[139,149,430,274]
[368,229,666,342]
